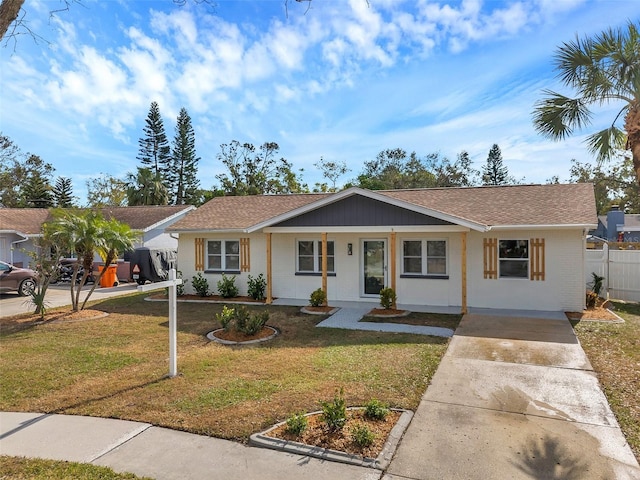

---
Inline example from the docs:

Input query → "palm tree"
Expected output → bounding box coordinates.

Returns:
[127,167,169,206]
[80,217,139,310]
[532,21,640,185]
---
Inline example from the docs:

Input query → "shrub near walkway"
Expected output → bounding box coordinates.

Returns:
[573,301,640,461]
[0,293,449,442]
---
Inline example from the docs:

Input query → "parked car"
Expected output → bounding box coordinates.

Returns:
[0,261,38,296]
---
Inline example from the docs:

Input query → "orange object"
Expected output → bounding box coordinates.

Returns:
[99,265,119,288]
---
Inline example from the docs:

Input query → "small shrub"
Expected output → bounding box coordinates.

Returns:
[241,311,269,336]
[590,272,605,296]
[176,271,186,296]
[351,424,375,448]
[285,412,308,436]
[216,306,235,331]
[247,273,267,300]
[192,273,210,297]
[586,291,599,309]
[233,305,250,332]
[217,274,239,298]
[320,388,347,431]
[364,399,389,420]
[309,288,326,307]
[379,287,396,309]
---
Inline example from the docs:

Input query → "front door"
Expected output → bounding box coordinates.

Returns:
[362,239,386,296]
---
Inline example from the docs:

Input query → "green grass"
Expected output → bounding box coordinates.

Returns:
[0,456,152,480]
[573,301,640,460]
[0,293,449,441]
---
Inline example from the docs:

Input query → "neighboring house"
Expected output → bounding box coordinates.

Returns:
[591,205,640,243]
[168,184,596,312]
[0,205,195,267]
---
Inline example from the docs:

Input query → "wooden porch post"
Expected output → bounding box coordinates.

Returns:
[461,232,468,315]
[390,231,397,309]
[321,232,328,306]
[266,233,273,304]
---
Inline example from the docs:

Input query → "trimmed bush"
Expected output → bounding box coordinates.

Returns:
[192,273,210,297]
[216,306,235,331]
[320,388,347,431]
[351,424,375,448]
[285,413,308,436]
[217,274,239,298]
[379,287,396,309]
[364,399,389,420]
[309,288,326,307]
[247,273,267,300]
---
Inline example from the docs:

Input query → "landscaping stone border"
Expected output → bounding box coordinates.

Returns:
[300,306,340,315]
[206,326,279,345]
[249,408,413,470]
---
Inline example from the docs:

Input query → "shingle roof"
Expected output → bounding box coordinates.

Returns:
[169,184,597,232]
[0,205,194,235]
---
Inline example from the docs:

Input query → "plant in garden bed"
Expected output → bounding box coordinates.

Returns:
[285,412,308,436]
[192,273,210,297]
[247,274,266,301]
[364,399,389,420]
[379,287,396,309]
[217,274,239,298]
[213,305,270,339]
[320,388,347,431]
[309,288,327,307]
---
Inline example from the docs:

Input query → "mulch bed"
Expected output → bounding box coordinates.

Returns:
[302,305,336,313]
[267,409,402,459]
[209,326,276,342]
[566,296,623,322]
[367,308,409,317]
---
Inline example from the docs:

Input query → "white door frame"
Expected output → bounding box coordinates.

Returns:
[360,238,387,297]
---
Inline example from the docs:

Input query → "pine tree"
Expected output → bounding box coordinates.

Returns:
[171,107,200,205]
[482,144,511,186]
[52,176,75,208]
[22,154,54,208]
[137,101,171,181]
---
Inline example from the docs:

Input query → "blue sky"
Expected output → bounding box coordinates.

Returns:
[1,0,638,204]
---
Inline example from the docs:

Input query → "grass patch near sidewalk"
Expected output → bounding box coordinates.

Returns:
[0,293,449,442]
[0,456,152,480]
[361,311,463,331]
[573,301,640,460]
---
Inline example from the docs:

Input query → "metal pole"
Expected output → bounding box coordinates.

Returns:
[168,268,177,377]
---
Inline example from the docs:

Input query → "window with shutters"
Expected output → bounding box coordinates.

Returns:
[206,240,240,272]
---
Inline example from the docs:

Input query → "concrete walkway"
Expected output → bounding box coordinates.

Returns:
[385,313,640,480]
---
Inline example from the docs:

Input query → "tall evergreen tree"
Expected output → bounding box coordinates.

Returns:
[171,107,200,205]
[21,154,54,208]
[137,101,171,181]
[482,144,512,185]
[52,176,75,208]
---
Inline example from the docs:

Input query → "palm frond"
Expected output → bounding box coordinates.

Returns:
[585,126,628,162]
[532,90,592,140]
[554,36,594,88]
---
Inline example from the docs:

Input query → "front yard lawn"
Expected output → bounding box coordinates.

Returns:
[573,301,640,460]
[0,293,449,442]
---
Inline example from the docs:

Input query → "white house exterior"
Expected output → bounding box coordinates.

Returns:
[169,184,597,313]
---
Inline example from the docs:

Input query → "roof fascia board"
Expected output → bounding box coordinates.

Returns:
[143,206,196,232]
[167,228,247,235]
[248,187,488,233]
[489,224,598,230]
[263,225,471,234]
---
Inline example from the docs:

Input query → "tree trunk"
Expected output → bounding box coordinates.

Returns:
[625,102,640,185]
[0,0,25,40]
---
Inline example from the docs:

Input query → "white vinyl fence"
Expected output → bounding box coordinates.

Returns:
[585,246,640,303]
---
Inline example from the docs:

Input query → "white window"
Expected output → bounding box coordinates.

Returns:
[207,240,240,271]
[402,240,447,276]
[499,240,528,278]
[297,240,335,273]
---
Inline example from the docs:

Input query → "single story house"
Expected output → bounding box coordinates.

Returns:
[168,184,596,312]
[590,205,640,243]
[0,205,195,267]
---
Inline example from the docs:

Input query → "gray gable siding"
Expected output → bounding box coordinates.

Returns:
[274,195,454,227]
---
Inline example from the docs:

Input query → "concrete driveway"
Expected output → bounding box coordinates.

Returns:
[0,283,139,317]
[385,313,640,480]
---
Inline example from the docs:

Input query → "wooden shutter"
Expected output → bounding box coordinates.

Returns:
[530,238,545,281]
[240,238,250,272]
[483,238,498,279]
[195,238,205,271]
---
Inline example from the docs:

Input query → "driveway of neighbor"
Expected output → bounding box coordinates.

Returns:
[385,312,640,480]
[0,283,139,317]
